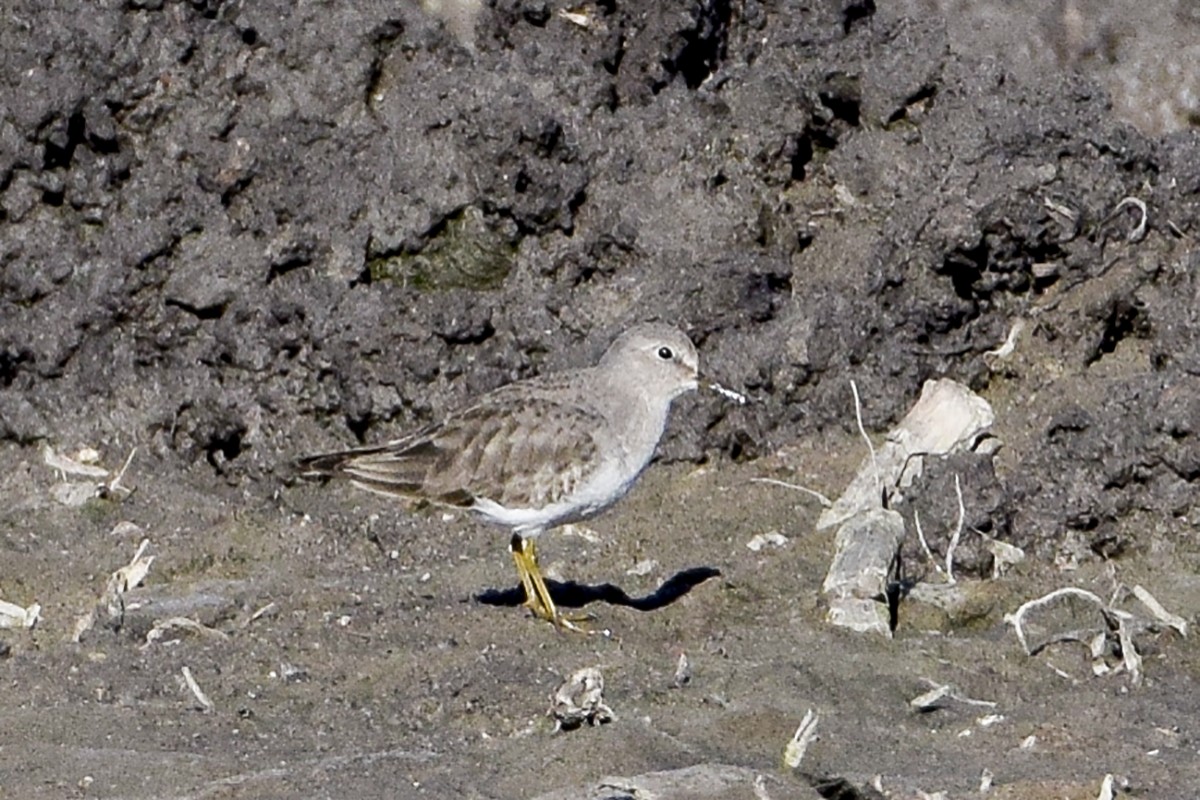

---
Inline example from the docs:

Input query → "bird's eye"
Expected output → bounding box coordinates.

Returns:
[657,346,674,360]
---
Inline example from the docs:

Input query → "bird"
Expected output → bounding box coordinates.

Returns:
[296,322,700,633]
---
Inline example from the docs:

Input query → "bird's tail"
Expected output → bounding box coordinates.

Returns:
[293,443,400,481]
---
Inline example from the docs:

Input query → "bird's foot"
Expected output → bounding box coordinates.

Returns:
[512,533,611,637]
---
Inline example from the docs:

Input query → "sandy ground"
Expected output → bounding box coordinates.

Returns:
[3,430,1198,798]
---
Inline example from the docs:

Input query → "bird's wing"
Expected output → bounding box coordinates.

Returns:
[431,394,605,509]
[297,392,604,511]
[295,423,466,504]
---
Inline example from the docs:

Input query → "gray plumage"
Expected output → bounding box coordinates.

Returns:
[298,323,699,539]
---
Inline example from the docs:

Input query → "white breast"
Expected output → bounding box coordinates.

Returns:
[470,391,672,536]
[470,448,647,536]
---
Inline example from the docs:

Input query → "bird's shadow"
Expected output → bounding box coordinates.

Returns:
[475,566,722,613]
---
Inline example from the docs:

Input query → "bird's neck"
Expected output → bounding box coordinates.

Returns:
[602,375,674,465]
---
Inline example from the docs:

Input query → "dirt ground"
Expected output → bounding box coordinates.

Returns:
[5,448,1200,799]
[3,1,1200,798]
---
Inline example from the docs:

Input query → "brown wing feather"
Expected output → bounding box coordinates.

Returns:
[297,389,603,511]
[422,395,603,508]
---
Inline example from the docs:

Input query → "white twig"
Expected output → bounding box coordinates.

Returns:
[1117,616,1143,686]
[181,666,214,712]
[1131,585,1188,636]
[749,477,832,507]
[244,601,280,627]
[984,319,1025,359]
[107,538,154,597]
[143,617,230,650]
[709,381,748,405]
[910,681,997,710]
[557,8,593,27]
[850,380,880,501]
[105,447,138,496]
[782,708,819,769]
[1004,587,1107,655]
[1111,196,1148,242]
[1090,631,1111,676]
[131,538,150,566]
[1042,196,1079,225]
[944,475,965,584]
[42,446,109,479]
[912,510,943,575]
[980,768,994,794]
[672,652,692,688]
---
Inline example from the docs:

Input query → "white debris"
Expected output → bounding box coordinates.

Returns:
[51,482,101,507]
[1110,196,1148,243]
[746,531,788,552]
[560,524,602,543]
[0,598,40,630]
[821,508,905,635]
[910,684,954,711]
[181,665,214,712]
[243,602,279,627]
[749,477,832,507]
[143,616,229,650]
[944,474,966,584]
[1005,583,1179,687]
[1005,587,1109,655]
[1090,631,1112,677]
[985,537,1026,578]
[1130,585,1188,637]
[984,319,1025,359]
[709,381,748,405]
[819,379,997,635]
[556,7,611,33]
[1118,613,1143,686]
[672,651,692,688]
[625,559,658,577]
[551,667,615,731]
[43,445,110,479]
[43,445,138,505]
[107,539,154,600]
[782,709,819,770]
[909,682,997,712]
[73,538,156,642]
[818,379,995,531]
[558,9,593,27]
[110,520,144,538]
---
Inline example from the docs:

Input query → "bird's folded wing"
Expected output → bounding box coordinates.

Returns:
[298,397,604,511]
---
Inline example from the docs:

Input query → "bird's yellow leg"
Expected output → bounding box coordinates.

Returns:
[510,535,599,635]
[510,534,550,620]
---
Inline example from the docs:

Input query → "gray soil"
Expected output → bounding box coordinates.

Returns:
[3,1,1200,798]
